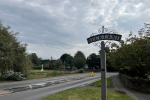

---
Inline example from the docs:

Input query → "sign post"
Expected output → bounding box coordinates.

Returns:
[87,26,122,100]
[101,41,106,100]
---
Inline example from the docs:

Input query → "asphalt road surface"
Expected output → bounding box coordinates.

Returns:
[0,72,117,100]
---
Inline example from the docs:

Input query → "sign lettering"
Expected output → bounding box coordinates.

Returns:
[87,34,122,44]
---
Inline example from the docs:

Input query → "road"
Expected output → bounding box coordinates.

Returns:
[0,72,118,100]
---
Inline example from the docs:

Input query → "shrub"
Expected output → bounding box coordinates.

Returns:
[51,71,57,76]
[33,66,57,70]
[33,66,43,69]
[77,68,84,73]
[46,71,64,77]
[0,70,26,81]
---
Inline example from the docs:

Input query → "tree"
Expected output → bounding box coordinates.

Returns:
[50,56,53,61]
[99,46,114,71]
[109,32,150,78]
[50,56,55,66]
[39,57,42,61]
[65,55,74,69]
[86,53,100,69]
[73,51,86,69]
[29,53,41,66]
[40,59,49,65]
[55,59,62,68]
[0,21,32,77]
[99,46,110,55]
[60,53,70,64]
[0,23,15,73]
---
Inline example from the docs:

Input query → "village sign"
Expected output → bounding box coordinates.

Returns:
[87,26,122,100]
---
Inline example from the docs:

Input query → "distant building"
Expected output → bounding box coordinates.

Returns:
[45,60,57,67]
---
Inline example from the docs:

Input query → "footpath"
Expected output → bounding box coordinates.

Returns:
[110,75,150,100]
[83,74,150,100]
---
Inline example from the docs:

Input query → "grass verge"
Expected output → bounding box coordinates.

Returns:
[27,70,89,80]
[0,70,92,83]
[37,87,134,100]
[30,69,57,73]
[90,78,113,87]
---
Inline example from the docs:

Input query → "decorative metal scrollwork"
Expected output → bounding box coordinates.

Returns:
[108,30,118,34]
[90,33,101,48]
[90,26,120,48]
[98,26,108,34]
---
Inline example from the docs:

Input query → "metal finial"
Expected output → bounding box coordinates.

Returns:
[98,26,108,34]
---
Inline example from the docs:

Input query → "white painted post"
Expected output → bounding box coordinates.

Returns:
[101,41,107,100]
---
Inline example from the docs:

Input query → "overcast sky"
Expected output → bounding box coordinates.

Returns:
[0,0,150,59]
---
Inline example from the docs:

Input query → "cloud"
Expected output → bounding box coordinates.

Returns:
[0,0,150,59]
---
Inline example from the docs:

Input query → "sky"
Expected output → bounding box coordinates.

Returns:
[0,0,150,59]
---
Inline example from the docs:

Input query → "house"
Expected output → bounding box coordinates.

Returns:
[45,61,50,67]
[45,60,57,67]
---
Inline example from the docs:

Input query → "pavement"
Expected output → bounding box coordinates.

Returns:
[110,75,150,100]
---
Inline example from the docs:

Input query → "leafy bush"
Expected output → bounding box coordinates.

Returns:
[33,66,43,69]
[29,73,47,79]
[50,71,57,76]
[109,32,150,79]
[46,71,64,77]
[0,70,26,81]
[33,66,57,70]
[76,68,84,73]
[64,71,75,74]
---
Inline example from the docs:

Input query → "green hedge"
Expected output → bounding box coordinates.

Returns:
[46,71,64,77]
[33,67,57,70]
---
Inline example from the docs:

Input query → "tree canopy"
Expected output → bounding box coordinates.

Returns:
[60,53,70,64]
[65,54,74,68]
[109,32,150,78]
[0,21,32,77]
[73,51,86,69]
[86,53,100,69]
[55,59,62,68]
[28,53,41,66]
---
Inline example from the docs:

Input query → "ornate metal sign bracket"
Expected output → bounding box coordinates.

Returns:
[88,26,122,48]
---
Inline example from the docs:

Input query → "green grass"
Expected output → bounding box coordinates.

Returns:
[27,70,89,80]
[90,78,113,87]
[28,70,64,79]
[30,69,57,73]
[0,80,15,83]
[37,87,134,100]
[0,69,93,83]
